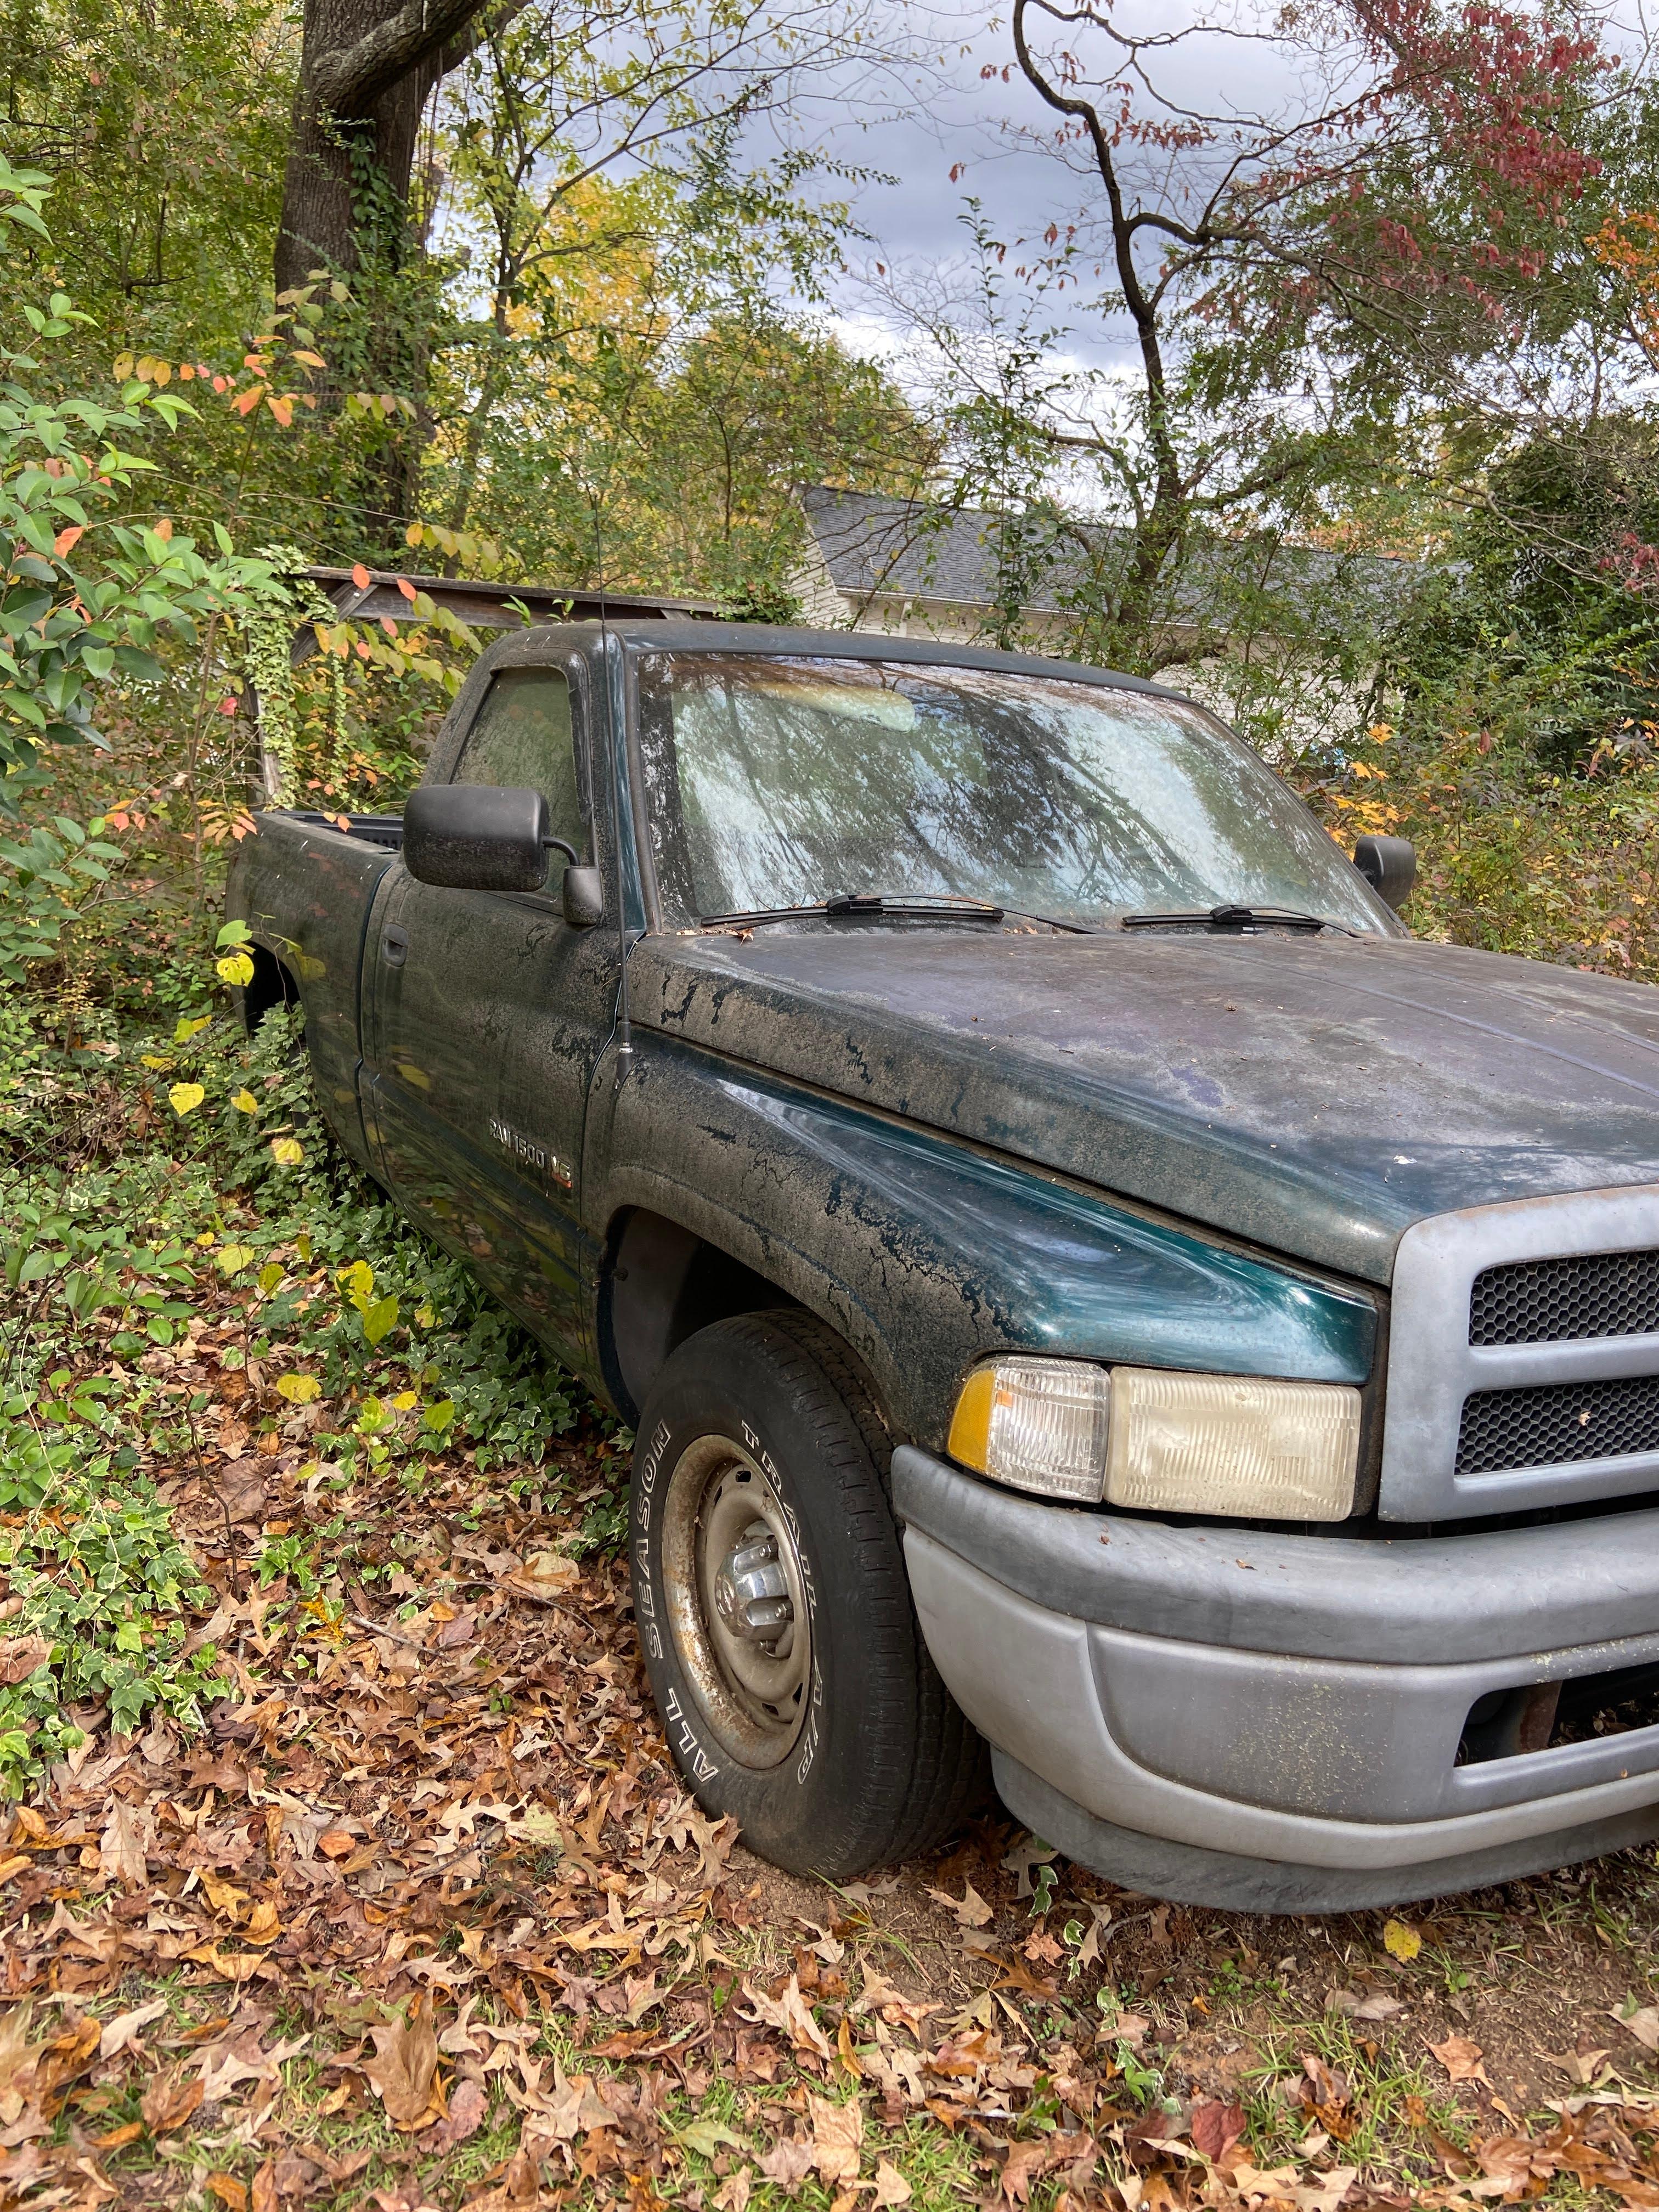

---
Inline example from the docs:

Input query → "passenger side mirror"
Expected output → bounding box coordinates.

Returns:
[1353,833,1416,912]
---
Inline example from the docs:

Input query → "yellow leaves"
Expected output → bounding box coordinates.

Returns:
[200,1870,249,1917]
[1381,1918,1421,1963]
[244,1899,282,1946]
[174,1015,211,1044]
[167,1082,205,1118]
[275,1374,321,1404]
[257,1261,285,1294]
[217,952,256,987]
[338,1259,397,1345]
[215,1244,257,1276]
[1586,211,1659,368]
[139,1054,172,1071]
[360,1295,399,1346]
[269,1137,304,1166]
[231,1088,258,1114]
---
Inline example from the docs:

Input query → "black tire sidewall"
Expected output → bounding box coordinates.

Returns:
[630,1316,918,1877]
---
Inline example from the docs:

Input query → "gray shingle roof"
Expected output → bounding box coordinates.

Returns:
[799,484,1419,623]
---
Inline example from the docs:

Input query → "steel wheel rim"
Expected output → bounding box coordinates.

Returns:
[661,1432,812,1770]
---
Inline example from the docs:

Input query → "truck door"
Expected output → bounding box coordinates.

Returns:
[362,660,615,1364]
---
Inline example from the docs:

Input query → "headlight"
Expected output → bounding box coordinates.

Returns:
[947,1357,1361,1520]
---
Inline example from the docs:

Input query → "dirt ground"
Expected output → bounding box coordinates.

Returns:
[5,1418,1659,2212]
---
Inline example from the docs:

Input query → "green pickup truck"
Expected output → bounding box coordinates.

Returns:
[229,621,1659,1912]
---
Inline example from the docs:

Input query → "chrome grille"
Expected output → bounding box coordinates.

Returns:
[1470,1249,1659,1347]
[1456,1374,1659,1478]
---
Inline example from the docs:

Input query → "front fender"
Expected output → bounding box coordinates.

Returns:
[591,1035,1376,1455]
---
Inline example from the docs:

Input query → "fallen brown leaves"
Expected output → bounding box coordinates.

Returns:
[7,1319,1659,2212]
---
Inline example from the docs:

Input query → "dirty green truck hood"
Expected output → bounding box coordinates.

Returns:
[633,929,1659,1287]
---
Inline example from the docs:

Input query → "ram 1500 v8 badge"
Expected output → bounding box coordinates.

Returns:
[229,622,1659,1911]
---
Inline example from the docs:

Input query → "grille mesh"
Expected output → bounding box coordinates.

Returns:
[1457,1374,1659,1477]
[1470,1249,1659,1347]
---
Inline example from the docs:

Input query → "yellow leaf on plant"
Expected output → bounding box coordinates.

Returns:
[276,1374,321,1404]
[413,1304,435,1328]
[139,1054,172,1071]
[1383,1918,1421,1963]
[217,952,255,987]
[216,1244,256,1275]
[360,1294,399,1346]
[174,1015,212,1044]
[391,1391,419,1410]
[269,1137,303,1166]
[168,1082,206,1117]
[295,1232,312,1260]
[340,1259,374,1304]
[257,1263,284,1294]
[231,1088,258,1114]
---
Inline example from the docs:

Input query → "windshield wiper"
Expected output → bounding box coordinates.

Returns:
[701,893,1008,931]
[1120,903,1355,936]
[701,891,1101,934]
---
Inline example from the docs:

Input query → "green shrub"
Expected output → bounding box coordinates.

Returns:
[0,1457,228,1794]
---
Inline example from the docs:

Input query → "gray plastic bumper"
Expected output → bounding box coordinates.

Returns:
[893,1447,1659,1909]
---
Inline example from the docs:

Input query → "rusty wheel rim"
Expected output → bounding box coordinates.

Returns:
[660,1432,812,1770]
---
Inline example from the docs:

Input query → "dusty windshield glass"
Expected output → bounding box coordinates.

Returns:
[636,653,1392,934]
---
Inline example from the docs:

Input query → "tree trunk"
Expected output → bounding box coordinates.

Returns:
[276,0,496,552]
[278,0,490,297]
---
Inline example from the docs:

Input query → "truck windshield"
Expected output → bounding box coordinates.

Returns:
[636,653,1393,935]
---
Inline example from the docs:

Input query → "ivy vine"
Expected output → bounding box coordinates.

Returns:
[240,548,341,806]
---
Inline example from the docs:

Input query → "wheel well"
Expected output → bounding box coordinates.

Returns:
[601,1208,801,1424]
[242,941,299,1035]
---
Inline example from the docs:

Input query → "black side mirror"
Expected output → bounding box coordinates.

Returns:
[403,784,606,926]
[405,784,549,893]
[1353,833,1416,911]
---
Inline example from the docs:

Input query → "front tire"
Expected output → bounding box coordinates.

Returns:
[629,1310,985,1877]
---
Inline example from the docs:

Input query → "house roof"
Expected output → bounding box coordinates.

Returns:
[798,485,1419,625]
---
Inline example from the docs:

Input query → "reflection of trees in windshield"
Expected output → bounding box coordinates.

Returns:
[637,656,1385,932]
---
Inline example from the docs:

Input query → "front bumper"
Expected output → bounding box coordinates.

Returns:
[893,1446,1659,1910]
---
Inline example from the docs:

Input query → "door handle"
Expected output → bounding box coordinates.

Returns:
[381,923,409,968]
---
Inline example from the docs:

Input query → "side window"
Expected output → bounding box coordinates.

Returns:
[453,668,583,853]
